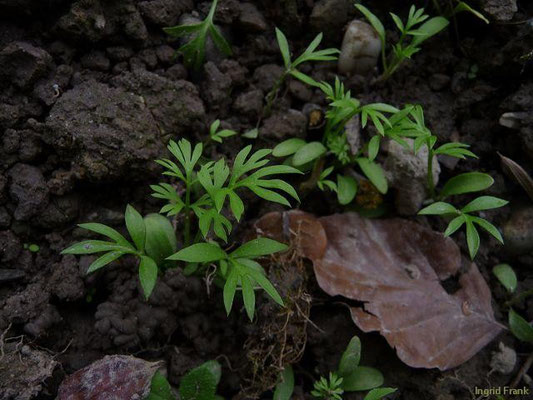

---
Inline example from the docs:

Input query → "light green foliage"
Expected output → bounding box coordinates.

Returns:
[363,388,398,400]
[355,4,449,81]
[265,29,339,114]
[493,264,517,293]
[508,309,533,344]
[147,371,175,400]
[311,373,344,400]
[419,195,508,259]
[209,120,237,143]
[452,2,489,23]
[168,238,286,321]
[152,138,301,244]
[61,205,177,299]
[163,0,231,70]
[179,360,222,400]
[273,366,295,400]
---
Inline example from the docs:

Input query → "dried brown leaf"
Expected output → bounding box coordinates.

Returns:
[57,355,162,400]
[255,211,504,370]
[499,153,533,201]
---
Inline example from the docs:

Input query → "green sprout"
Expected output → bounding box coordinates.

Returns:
[63,136,299,319]
[61,205,178,300]
[265,28,339,115]
[419,194,508,259]
[208,119,237,144]
[168,238,286,321]
[311,373,344,400]
[493,264,533,346]
[163,0,231,70]
[355,4,449,81]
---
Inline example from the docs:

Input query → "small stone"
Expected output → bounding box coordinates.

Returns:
[261,109,307,140]
[233,89,263,117]
[238,2,267,32]
[253,64,285,92]
[310,0,354,41]
[106,46,134,62]
[481,0,517,21]
[8,164,49,221]
[289,80,313,102]
[338,20,381,76]
[138,0,193,26]
[503,206,533,255]
[490,342,516,374]
[0,42,52,89]
[384,139,440,215]
[165,63,188,80]
[155,45,175,65]
[499,112,527,130]
[80,51,110,71]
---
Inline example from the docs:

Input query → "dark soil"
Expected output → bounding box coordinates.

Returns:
[1,0,532,399]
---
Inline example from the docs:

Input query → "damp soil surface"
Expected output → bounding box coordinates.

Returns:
[1,0,533,399]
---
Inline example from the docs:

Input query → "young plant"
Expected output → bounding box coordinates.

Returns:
[274,336,396,399]
[311,373,344,400]
[355,4,449,81]
[493,264,533,345]
[152,138,300,320]
[168,238,286,321]
[62,205,177,299]
[208,119,237,143]
[179,360,223,400]
[163,0,231,70]
[419,184,508,259]
[265,29,339,115]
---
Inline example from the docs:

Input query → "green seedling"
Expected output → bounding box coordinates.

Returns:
[311,373,344,400]
[265,29,339,115]
[152,138,301,245]
[62,205,178,299]
[275,336,396,399]
[24,243,40,252]
[152,138,299,320]
[355,4,449,81]
[168,238,286,321]
[419,195,508,259]
[432,0,489,24]
[64,137,298,319]
[209,119,237,144]
[163,0,231,70]
[179,360,223,400]
[147,371,175,400]
[493,264,533,346]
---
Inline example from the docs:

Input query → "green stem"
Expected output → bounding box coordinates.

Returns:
[427,147,436,199]
[506,288,533,308]
[184,174,192,246]
[264,71,288,117]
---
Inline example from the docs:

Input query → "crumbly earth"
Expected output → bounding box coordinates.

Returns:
[0,0,532,399]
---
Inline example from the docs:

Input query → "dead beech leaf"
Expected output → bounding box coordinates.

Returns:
[57,355,162,400]
[254,211,504,370]
[499,153,533,201]
[253,210,327,260]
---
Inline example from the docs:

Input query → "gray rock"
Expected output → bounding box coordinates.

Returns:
[310,0,354,41]
[253,64,285,92]
[238,2,267,32]
[0,42,52,89]
[503,206,533,255]
[384,139,440,215]
[261,109,307,140]
[490,342,516,374]
[481,0,517,21]
[233,89,263,117]
[44,80,165,181]
[201,61,232,110]
[111,69,205,136]
[138,0,193,26]
[8,164,49,221]
[56,0,148,43]
[80,50,110,71]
